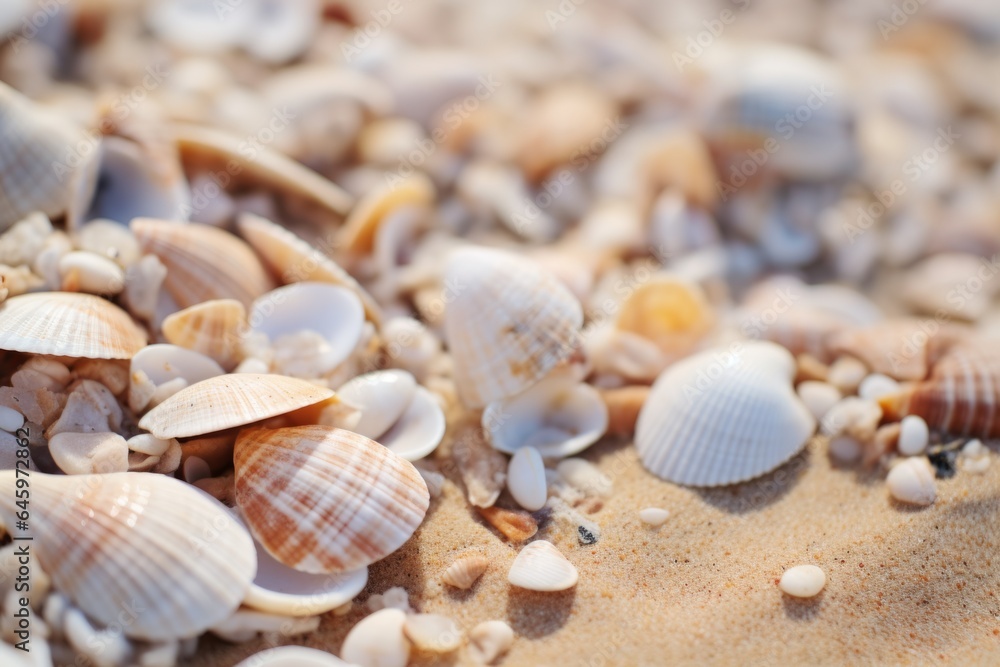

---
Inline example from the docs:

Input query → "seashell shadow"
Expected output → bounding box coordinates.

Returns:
[505,586,576,639]
[693,446,813,515]
[781,592,825,621]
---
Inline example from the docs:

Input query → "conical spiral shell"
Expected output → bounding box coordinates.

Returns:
[0,81,99,230]
[0,471,256,640]
[443,246,583,408]
[636,341,816,486]
[132,218,276,308]
[234,425,429,573]
[162,298,247,370]
[0,292,146,359]
[138,373,334,439]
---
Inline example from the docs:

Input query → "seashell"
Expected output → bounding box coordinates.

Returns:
[586,325,667,383]
[48,432,129,475]
[444,246,583,408]
[796,381,841,422]
[0,81,99,230]
[639,507,670,527]
[457,161,561,242]
[234,425,429,573]
[403,613,463,653]
[477,506,538,542]
[129,344,225,413]
[238,213,383,326]
[173,123,353,216]
[452,425,508,508]
[235,646,352,667]
[779,565,826,598]
[484,376,608,458]
[898,415,930,456]
[337,173,435,256]
[132,218,276,309]
[0,292,146,359]
[0,471,256,640]
[123,253,168,322]
[636,341,816,486]
[556,458,613,499]
[858,374,901,401]
[341,608,410,667]
[0,211,51,267]
[139,373,334,439]
[210,609,320,643]
[441,554,489,590]
[828,319,969,381]
[902,253,1000,321]
[162,299,247,370]
[507,540,578,592]
[468,620,514,665]
[886,457,936,506]
[616,277,715,358]
[507,447,547,512]
[58,251,125,295]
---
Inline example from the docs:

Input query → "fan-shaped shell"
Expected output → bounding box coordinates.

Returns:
[132,218,276,308]
[636,341,816,486]
[444,247,583,408]
[237,213,382,325]
[0,471,256,640]
[234,425,429,573]
[162,299,247,370]
[0,81,99,230]
[0,292,146,359]
[138,373,334,439]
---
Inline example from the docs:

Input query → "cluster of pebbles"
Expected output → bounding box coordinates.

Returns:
[0,0,998,665]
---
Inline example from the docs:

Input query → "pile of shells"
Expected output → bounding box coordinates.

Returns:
[0,0,997,664]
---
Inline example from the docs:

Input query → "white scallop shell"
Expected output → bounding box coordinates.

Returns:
[484,376,608,458]
[0,471,256,640]
[378,387,446,461]
[444,246,583,408]
[507,540,578,592]
[636,341,816,487]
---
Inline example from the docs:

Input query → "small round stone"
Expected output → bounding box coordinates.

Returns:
[887,457,936,506]
[639,507,670,527]
[857,373,900,401]
[828,435,862,463]
[797,381,841,421]
[779,565,826,598]
[0,405,24,433]
[897,415,929,456]
[827,356,867,394]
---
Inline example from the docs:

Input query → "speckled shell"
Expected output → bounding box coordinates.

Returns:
[636,341,816,486]
[0,471,256,640]
[162,299,247,370]
[132,218,276,308]
[0,81,99,230]
[234,425,429,573]
[138,373,334,439]
[444,246,583,408]
[238,213,382,326]
[0,292,146,359]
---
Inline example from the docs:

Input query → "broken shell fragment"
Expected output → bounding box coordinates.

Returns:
[477,506,538,542]
[507,540,578,592]
[468,620,514,665]
[403,613,463,653]
[340,608,410,667]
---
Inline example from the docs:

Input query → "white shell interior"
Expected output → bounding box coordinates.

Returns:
[337,369,417,439]
[131,344,225,385]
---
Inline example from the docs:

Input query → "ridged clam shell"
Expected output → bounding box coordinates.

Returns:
[132,218,276,308]
[0,292,146,359]
[234,425,429,573]
[444,246,583,408]
[162,299,247,370]
[441,554,489,589]
[507,540,578,592]
[238,213,382,326]
[0,81,99,230]
[138,373,334,439]
[636,341,816,486]
[0,471,256,640]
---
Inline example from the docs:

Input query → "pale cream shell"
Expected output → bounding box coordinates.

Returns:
[441,554,489,590]
[234,425,429,573]
[138,373,334,439]
[235,647,352,667]
[0,471,256,640]
[636,341,816,487]
[507,540,578,592]
[0,292,146,359]
[162,298,247,370]
[444,246,583,408]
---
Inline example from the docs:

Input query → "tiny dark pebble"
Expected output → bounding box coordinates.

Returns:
[927,450,957,478]
[578,526,597,545]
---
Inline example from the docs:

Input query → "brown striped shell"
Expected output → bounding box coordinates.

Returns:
[234,425,429,573]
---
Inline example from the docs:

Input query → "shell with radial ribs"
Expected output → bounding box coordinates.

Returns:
[636,341,816,486]
[0,292,146,359]
[132,218,276,309]
[441,554,489,589]
[138,373,335,439]
[162,299,248,370]
[234,425,429,573]
[443,246,583,408]
[0,471,256,640]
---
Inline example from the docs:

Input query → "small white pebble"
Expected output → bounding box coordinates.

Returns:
[507,447,547,512]
[48,432,129,475]
[403,613,463,653]
[797,381,841,421]
[639,507,670,527]
[779,565,826,598]
[962,439,985,459]
[857,373,900,401]
[468,620,514,665]
[127,433,172,456]
[959,439,990,474]
[234,357,271,374]
[341,608,409,667]
[887,457,936,506]
[827,356,868,394]
[0,405,24,433]
[897,415,929,456]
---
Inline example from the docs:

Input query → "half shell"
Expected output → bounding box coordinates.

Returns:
[0,471,256,640]
[234,425,429,573]
[138,373,335,439]
[444,246,583,408]
[636,341,816,486]
[0,292,146,359]
[162,298,247,370]
[507,540,578,592]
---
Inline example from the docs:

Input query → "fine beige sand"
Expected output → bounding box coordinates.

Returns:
[191,428,1000,667]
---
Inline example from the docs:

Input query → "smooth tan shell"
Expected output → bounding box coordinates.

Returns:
[234,425,429,573]
[237,213,382,326]
[162,298,247,370]
[132,218,276,309]
[0,471,256,640]
[444,246,583,408]
[337,173,435,255]
[0,292,146,359]
[138,373,334,439]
